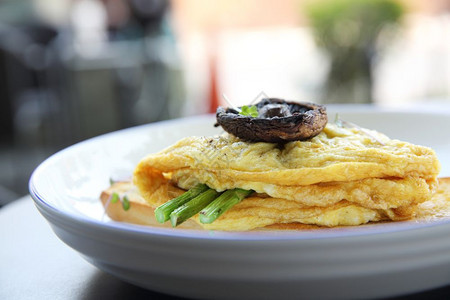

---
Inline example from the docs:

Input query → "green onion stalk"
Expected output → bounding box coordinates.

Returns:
[170,189,220,227]
[154,183,209,223]
[199,189,253,224]
[154,183,254,227]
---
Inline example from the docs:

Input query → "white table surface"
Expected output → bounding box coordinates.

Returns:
[2,196,450,300]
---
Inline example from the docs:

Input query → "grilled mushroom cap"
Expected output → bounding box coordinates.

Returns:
[216,98,327,143]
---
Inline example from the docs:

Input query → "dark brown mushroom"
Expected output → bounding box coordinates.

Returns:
[216,98,327,143]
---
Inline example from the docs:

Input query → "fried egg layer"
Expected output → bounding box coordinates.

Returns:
[133,123,440,228]
[172,170,436,210]
[132,170,407,230]
[136,124,439,186]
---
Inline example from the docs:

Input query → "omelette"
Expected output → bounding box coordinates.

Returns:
[125,122,441,231]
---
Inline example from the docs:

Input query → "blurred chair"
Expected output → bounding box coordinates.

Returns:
[0,0,185,205]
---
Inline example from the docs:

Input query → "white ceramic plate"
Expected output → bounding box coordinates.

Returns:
[30,106,450,300]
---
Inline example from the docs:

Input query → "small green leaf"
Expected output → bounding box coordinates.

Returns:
[122,195,130,211]
[239,105,258,117]
[111,192,119,203]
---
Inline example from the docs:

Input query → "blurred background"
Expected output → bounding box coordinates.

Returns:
[0,0,449,207]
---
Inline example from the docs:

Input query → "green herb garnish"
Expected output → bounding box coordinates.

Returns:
[239,105,258,117]
[111,192,120,203]
[122,195,130,211]
[109,192,130,211]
